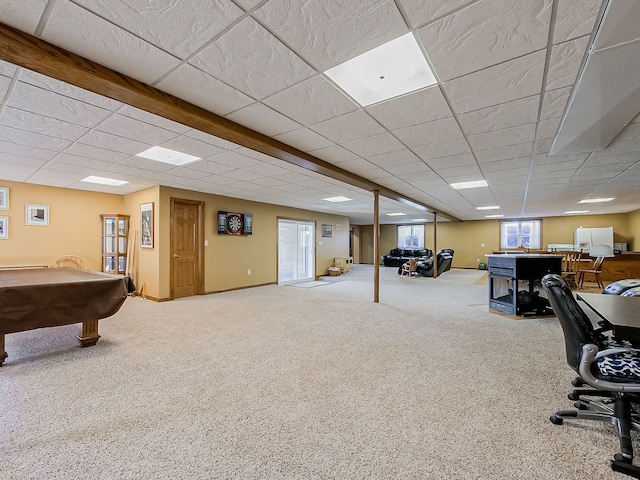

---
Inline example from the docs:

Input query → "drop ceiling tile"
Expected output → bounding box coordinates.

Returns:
[0,152,50,168]
[117,106,191,134]
[424,153,476,170]
[443,50,546,114]
[40,161,95,177]
[0,0,47,33]
[385,161,433,176]
[311,110,386,144]
[18,71,122,111]
[418,0,552,82]
[79,130,149,155]
[245,163,291,177]
[0,164,34,182]
[481,156,531,172]
[458,96,540,136]
[159,136,226,160]
[255,0,407,71]
[182,160,236,175]
[366,149,422,168]
[0,60,18,78]
[226,103,301,137]
[97,114,180,145]
[398,0,473,28]
[55,153,116,170]
[185,129,241,151]
[538,117,562,140]
[121,155,175,173]
[27,173,76,188]
[308,145,360,164]
[0,76,12,97]
[540,86,571,120]
[468,123,536,152]
[263,75,358,126]
[191,18,315,100]
[273,128,334,152]
[611,123,640,143]
[64,143,130,163]
[554,0,602,44]
[73,0,243,59]
[366,86,452,131]
[344,132,405,157]
[156,64,254,117]
[437,164,483,182]
[475,142,534,163]
[0,107,89,141]
[535,137,553,155]
[413,138,471,160]
[545,36,590,90]
[394,117,464,148]
[208,151,262,169]
[8,81,113,128]
[42,1,181,85]
[0,125,71,152]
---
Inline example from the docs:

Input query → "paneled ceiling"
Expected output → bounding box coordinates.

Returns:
[0,0,639,224]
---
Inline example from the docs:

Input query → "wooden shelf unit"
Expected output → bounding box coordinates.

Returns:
[100,214,130,275]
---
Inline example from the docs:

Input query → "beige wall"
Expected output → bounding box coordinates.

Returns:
[364,211,640,269]
[0,180,123,269]
[2,182,350,301]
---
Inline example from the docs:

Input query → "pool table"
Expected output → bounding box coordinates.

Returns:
[0,267,133,366]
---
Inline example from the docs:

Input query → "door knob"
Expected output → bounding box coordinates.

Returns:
[173,253,181,258]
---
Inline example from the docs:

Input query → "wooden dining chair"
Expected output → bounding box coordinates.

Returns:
[561,250,582,288]
[53,255,86,269]
[577,256,605,289]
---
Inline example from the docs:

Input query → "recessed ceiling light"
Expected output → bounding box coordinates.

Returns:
[324,33,437,107]
[450,180,488,190]
[136,146,200,166]
[323,196,352,202]
[485,214,504,218]
[411,218,428,222]
[386,213,406,216]
[564,210,590,214]
[81,175,129,187]
[578,197,614,204]
[476,206,500,210]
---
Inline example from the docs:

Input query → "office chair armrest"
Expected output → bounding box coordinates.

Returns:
[594,347,640,359]
[579,344,640,393]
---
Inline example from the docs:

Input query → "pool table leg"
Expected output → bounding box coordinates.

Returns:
[77,319,101,347]
[0,334,6,366]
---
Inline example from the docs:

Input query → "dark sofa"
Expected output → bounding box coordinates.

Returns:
[383,248,432,267]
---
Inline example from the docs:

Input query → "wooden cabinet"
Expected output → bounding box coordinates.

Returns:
[100,214,130,274]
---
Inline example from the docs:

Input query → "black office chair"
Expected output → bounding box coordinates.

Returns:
[541,274,640,477]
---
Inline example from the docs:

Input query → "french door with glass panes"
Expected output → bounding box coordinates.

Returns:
[277,219,315,285]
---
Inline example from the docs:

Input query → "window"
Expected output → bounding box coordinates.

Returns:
[397,225,424,248]
[500,220,541,249]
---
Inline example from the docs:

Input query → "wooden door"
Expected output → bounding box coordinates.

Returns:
[170,198,204,299]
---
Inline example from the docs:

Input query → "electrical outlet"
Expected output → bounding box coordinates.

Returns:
[248,269,251,275]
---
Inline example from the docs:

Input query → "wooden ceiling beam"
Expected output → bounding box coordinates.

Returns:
[0,22,460,222]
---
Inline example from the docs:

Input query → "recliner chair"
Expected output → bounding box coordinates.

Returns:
[541,274,640,477]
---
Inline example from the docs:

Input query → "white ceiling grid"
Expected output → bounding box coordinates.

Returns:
[0,0,638,224]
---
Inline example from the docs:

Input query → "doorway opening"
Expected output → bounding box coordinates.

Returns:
[277,219,315,285]
[170,198,204,299]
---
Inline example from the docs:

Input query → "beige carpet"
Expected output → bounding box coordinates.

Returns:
[0,266,635,479]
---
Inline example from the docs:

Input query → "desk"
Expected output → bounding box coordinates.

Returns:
[577,292,640,342]
[0,268,133,366]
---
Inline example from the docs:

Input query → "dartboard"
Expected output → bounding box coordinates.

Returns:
[227,213,243,234]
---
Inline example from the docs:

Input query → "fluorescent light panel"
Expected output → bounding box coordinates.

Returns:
[386,213,406,216]
[578,197,614,204]
[476,206,499,210]
[323,196,352,202]
[485,214,503,218]
[324,33,437,107]
[564,210,589,214]
[411,218,428,222]
[450,180,488,190]
[136,146,200,166]
[81,175,129,186]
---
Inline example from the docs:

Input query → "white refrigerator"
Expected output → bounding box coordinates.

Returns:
[574,227,614,255]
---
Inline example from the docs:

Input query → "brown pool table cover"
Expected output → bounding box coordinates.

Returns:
[0,268,133,335]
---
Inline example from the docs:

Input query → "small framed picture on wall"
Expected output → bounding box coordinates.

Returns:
[0,187,8,209]
[25,204,49,226]
[0,216,8,239]
[140,202,154,248]
[322,224,332,238]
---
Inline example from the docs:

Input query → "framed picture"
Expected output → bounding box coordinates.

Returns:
[322,224,332,238]
[0,187,8,210]
[0,216,7,239]
[25,204,49,226]
[140,202,154,248]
